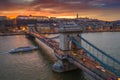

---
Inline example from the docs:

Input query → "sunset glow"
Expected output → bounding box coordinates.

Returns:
[0,0,120,21]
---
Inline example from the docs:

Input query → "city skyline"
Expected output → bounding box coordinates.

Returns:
[0,0,120,21]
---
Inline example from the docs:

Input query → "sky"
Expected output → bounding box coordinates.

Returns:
[0,0,120,21]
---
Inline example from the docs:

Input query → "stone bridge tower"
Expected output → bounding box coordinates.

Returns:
[58,23,82,52]
[52,22,83,72]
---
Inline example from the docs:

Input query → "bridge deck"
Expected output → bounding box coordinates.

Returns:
[69,36,120,79]
[27,32,119,80]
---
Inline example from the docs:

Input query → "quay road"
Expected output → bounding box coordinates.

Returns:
[28,32,119,80]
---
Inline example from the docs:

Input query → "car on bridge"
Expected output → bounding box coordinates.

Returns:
[118,78,120,80]
[96,65,106,72]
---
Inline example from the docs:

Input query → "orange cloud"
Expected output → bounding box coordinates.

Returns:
[0,0,120,21]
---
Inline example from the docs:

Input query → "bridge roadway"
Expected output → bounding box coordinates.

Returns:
[27,32,119,80]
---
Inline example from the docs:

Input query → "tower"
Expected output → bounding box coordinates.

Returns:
[58,23,82,51]
[52,23,82,72]
[76,13,79,19]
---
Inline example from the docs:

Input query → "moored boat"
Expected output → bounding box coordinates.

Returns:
[9,46,38,53]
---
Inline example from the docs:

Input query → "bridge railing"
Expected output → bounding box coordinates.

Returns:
[46,36,59,39]
[69,36,120,77]
[29,32,65,57]
[77,35,120,71]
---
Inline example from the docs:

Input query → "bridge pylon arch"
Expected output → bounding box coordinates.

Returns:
[52,24,83,72]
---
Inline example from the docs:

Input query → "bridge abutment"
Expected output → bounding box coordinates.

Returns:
[52,59,78,72]
[25,34,35,39]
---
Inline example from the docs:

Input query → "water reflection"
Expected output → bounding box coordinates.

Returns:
[0,35,84,80]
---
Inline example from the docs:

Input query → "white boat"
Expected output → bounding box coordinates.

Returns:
[9,46,38,53]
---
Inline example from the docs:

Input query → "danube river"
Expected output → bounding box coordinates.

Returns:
[0,32,120,80]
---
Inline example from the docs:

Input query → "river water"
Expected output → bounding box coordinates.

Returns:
[0,32,119,80]
[82,32,120,59]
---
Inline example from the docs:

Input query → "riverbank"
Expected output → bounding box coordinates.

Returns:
[82,30,120,33]
[0,29,120,36]
[0,32,25,36]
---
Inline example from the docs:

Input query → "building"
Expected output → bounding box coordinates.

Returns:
[0,16,15,32]
[0,16,7,32]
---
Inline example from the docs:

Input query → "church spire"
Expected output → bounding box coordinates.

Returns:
[76,13,79,19]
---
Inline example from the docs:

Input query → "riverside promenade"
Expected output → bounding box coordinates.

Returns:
[0,32,25,36]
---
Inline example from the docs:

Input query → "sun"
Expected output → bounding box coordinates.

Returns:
[7,16,16,19]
